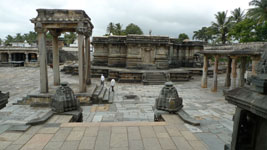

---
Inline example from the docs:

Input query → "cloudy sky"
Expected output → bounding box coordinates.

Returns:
[0,0,252,40]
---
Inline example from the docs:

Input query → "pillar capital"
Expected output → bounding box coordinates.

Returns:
[34,22,46,33]
[230,55,238,59]
[49,29,61,37]
[251,55,261,61]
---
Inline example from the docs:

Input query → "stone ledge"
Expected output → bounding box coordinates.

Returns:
[61,121,166,127]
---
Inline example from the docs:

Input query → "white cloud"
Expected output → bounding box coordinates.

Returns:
[0,0,251,39]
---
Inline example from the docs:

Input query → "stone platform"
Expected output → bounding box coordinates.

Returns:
[62,65,226,84]
[0,67,234,150]
[0,114,209,150]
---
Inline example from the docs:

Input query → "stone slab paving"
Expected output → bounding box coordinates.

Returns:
[0,114,209,150]
[0,67,235,149]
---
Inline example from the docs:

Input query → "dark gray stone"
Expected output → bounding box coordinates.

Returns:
[51,82,80,113]
[155,82,183,113]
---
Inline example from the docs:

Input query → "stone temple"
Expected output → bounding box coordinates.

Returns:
[2,7,267,150]
[92,35,205,69]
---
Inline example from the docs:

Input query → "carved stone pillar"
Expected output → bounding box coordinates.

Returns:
[239,57,246,87]
[211,55,219,92]
[77,25,86,92]
[201,55,208,88]
[51,30,61,86]
[230,56,238,90]
[36,23,48,93]
[85,36,91,85]
[25,53,29,63]
[225,56,232,87]
[8,53,12,62]
[251,56,261,76]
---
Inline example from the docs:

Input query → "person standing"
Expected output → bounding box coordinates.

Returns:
[100,74,105,85]
[111,79,115,92]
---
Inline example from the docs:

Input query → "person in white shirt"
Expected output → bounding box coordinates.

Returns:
[100,74,105,85]
[111,79,115,92]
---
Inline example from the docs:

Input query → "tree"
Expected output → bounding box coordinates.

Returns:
[230,7,245,23]
[247,0,267,23]
[106,22,115,35]
[211,11,232,44]
[114,23,124,35]
[193,27,213,42]
[14,33,24,42]
[0,38,2,46]
[229,18,267,42]
[124,23,143,35]
[4,35,14,45]
[177,33,189,42]
[64,32,77,46]
[24,31,37,44]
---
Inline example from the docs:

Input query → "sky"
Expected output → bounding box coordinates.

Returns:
[0,0,252,40]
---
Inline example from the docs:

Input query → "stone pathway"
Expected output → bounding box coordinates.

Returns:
[0,67,235,149]
[0,114,208,150]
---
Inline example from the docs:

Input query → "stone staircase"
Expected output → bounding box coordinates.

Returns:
[143,72,167,85]
[91,84,114,104]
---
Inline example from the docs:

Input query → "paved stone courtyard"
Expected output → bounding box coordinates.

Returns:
[0,67,236,150]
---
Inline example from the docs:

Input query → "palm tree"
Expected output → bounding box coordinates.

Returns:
[114,23,123,35]
[193,27,210,42]
[212,11,232,44]
[231,7,245,23]
[106,22,115,35]
[247,0,267,23]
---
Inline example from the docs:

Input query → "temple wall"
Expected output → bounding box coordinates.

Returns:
[93,44,109,66]
[108,44,127,67]
[92,35,204,69]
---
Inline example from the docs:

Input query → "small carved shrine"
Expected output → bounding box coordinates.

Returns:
[225,49,267,150]
[51,82,80,113]
[155,82,183,113]
[0,91,9,109]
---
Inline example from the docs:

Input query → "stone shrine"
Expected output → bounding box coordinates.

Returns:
[0,91,9,109]
[225,48,267,150]
[155,82,183,112]
[51,82,80,113]
[92,35,204,69]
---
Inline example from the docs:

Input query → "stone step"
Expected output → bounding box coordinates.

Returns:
[108,88,114,104]
[92,85,104,98]
[103,88,109,102]
[143,81,166,85]
[98,87,107,102]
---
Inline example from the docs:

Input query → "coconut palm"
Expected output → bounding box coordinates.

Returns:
[114,23,123,35]
[247,0,267,23]
[211,11,232,44]
[106,22,115,35]
[231,7,245,23]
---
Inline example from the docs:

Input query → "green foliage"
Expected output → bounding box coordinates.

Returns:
[124,23,143,35]
[64,32,77,46]
[14,33,24,42]
[193,27,215,42]
[4,35,14,45]
[211,11,232,44]
[0,38,2,45]
[177,33,189,42]
[230,7,245,23]
[247,0,267,23]
[229,18,267,42]
[106,22,143,35]
[24,31,37,44]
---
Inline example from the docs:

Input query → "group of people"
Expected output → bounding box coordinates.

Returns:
[100,74,115,92]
